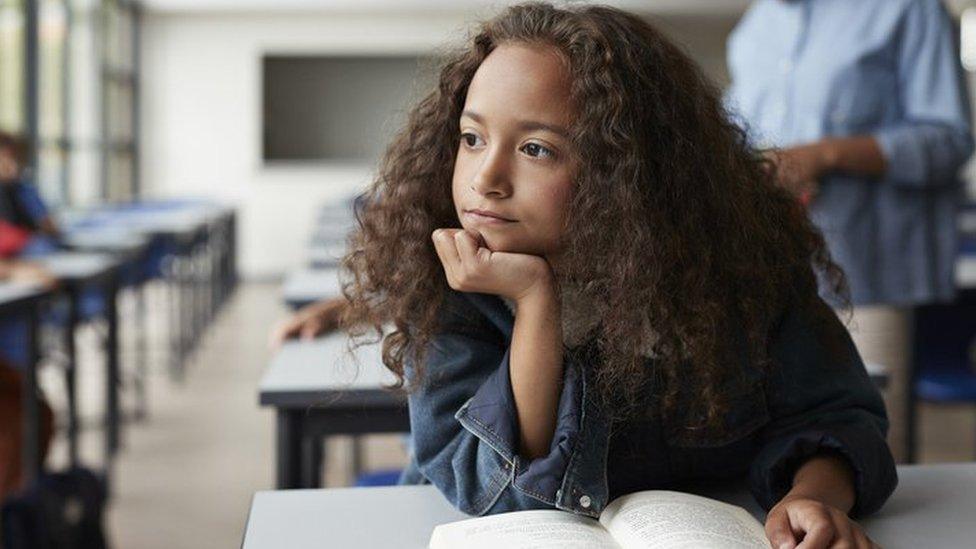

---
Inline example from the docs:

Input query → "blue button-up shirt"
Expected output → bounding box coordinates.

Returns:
[726,0,974,306]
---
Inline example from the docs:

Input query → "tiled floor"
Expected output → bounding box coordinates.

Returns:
[35,282,976,548]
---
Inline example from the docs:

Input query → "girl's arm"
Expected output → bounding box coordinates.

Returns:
[409,228,582,516]
[433,228,564,460]
[509,274,563,460]
[787,452,856,513]
[751,295,896,547]
[764,453,871,549]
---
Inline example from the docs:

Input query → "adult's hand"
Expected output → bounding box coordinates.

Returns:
[764,144,829,201]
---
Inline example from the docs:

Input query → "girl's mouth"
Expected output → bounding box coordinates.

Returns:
[464,208,517,224]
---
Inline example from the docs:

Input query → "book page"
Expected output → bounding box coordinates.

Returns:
[429,509,620,549]
[599,491,771,549]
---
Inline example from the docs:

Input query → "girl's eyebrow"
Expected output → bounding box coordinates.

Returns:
[461,110,569,139]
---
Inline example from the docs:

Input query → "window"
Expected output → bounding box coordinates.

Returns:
[38,0,68,206]
[0,0,140,207]
[0,0,26,134]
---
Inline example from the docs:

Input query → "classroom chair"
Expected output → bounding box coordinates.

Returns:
[906,266,976,461]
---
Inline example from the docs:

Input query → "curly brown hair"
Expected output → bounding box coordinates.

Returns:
[341,2,848,438]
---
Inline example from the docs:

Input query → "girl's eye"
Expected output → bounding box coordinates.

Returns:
[460,132,483,148]
[521,142,555,159]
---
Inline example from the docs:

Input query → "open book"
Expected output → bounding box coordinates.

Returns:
[429,490,771,549]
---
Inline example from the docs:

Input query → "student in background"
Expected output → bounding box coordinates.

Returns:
[341,3,895,548]
[725,0,974,463]
[0,131,60,241]
[0,133,59,501]
[0,259,56,502]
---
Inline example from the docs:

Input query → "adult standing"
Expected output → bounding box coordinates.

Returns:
[726,0,974,462]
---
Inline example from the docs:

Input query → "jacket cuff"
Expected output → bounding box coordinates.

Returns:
[750,424,898,517]
[455,349,582,505]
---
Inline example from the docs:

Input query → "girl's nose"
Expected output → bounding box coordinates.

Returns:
[470,149,512,198]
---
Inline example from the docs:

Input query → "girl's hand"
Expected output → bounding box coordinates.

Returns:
[431,228,552,302]
[765,495,879,549]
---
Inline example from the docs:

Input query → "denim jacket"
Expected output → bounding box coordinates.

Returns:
[399,289,898,519]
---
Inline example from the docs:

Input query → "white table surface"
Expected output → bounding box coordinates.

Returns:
[242,463,976,549]
[62,229,149,251]
[281,268,342,306]
[307,241,349,267]
[259,335,396,396]
[35,252,118,280]
[0,282,47,310]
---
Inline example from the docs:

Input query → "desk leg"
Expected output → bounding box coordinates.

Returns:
[276,410,302,489]
[134,283,148,421]
[301,436,324,488]
[351,436,364,482]
[65,290,80,467]
[106,275,121,459]
[21,307,42,483]
[166,253,183,381]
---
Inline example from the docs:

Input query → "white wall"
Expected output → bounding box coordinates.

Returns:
[140,7,742,278]
[141,12,480,278]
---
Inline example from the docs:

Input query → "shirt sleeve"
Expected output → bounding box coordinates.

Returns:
[16,183,50,225]
[749,296,898,517]
[406,291,583,515]
[873,0,974,188]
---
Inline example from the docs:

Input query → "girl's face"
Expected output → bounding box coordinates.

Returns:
[452,42,577,259]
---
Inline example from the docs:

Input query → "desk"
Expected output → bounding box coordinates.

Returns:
[62,229,153,418]
[307,241,348,269]
[281,268,341,310]
[259,336,407,489]
[0,282,49,483]
[61,203,236,378]
[242,463,976,549]
[36,252,123,474]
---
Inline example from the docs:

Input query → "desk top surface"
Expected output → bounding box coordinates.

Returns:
[281,268,342,304]
[259,336,397,405]
[242,463,976,549]
[0,282,49,314]
[35,252,120,282]
[62,229,150,254]
[60,204,231,238]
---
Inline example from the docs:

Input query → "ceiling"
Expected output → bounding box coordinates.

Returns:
[141,0,754,16]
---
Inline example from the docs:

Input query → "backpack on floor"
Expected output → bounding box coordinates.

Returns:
[1,467,109,549]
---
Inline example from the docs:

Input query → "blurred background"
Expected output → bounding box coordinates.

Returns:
[1,1,975,548]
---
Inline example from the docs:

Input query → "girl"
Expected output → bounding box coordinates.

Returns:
[342,3,896,548]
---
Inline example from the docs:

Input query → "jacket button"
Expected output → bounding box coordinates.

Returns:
[579,495,591,508]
